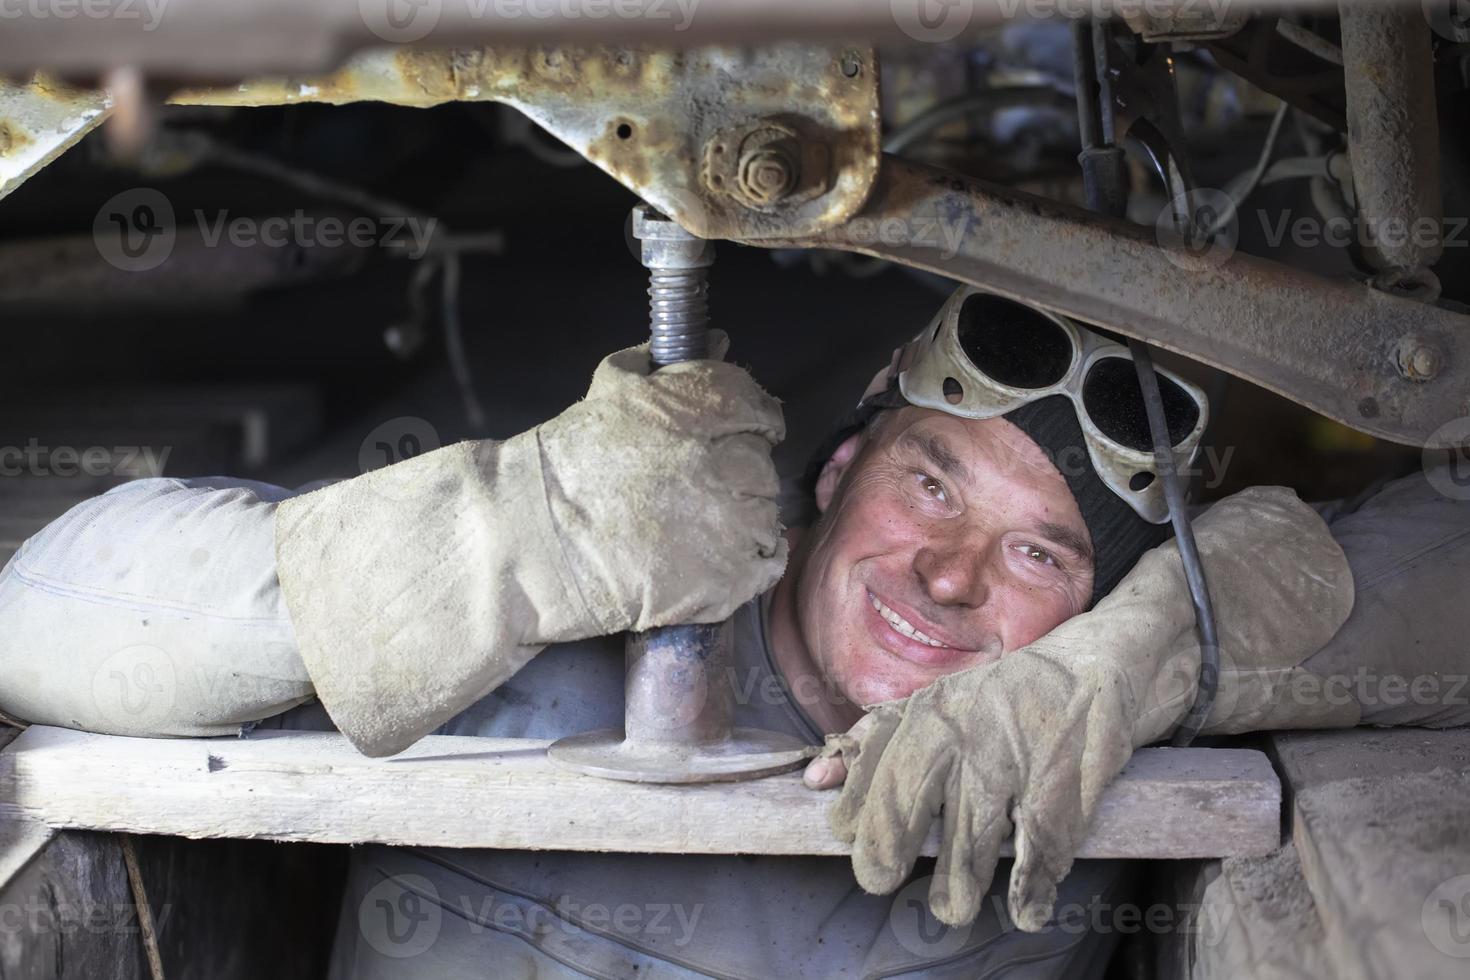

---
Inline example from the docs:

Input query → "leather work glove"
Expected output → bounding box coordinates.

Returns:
[275,335,787,757]
[808,486,1354,931]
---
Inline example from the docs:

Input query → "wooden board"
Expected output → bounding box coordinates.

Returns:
[0,726,1280,859]
[1270,728,1470,980]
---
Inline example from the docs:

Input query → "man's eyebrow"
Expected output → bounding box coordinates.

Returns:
[898,431,966,481]
[1035,521,1094,563]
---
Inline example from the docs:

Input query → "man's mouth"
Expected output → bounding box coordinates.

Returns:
[868,592,949,648]
[862,589,982,668]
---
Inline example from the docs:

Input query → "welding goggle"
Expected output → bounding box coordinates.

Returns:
[889,288,1209,524]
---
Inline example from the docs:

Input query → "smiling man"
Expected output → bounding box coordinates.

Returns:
[777,408,1106,719]
[0,288,1388,977]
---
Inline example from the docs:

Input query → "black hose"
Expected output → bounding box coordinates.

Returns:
[1070,20,1221,745]
[1129,342,1221,746]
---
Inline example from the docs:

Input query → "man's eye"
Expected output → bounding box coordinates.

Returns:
[916,472,947,501]
[1020,544,1055,565]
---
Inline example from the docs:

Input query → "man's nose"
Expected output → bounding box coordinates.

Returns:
[913,538,991,607]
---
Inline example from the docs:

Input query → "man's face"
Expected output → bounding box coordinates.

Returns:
[796,406,1094,706]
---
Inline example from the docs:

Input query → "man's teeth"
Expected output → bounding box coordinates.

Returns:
[869,594,948,648]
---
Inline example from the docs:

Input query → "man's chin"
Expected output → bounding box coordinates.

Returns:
[832,649,946,707]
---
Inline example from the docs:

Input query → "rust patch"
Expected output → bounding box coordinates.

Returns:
[394,48,460,102]
[0,120,31,156]
[584,113,678,191]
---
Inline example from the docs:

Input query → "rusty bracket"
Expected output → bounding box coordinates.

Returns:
[171,44,881,241]
[754,157,1470,450]
[0,73,111,202]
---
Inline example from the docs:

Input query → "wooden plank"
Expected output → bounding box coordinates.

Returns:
[0,726,1281,859]
[1271,729,1470,980]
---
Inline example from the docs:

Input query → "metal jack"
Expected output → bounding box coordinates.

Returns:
[546,205,815,783]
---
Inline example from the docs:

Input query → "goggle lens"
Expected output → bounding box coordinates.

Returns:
[1082,355,1202,452]
[956,293,1073,391]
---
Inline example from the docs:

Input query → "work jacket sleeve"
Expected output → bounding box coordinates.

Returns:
[0,477,314,736]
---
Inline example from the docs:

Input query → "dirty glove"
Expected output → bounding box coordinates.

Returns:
[275,335,787,757]
[814,486,1354,931]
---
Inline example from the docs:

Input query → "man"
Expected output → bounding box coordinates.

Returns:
[0,288,1462,977]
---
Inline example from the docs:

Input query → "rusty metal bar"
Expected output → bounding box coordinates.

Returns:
[758,156,1468,449]
[0,0,1342,80]
[1337,2,1442,286]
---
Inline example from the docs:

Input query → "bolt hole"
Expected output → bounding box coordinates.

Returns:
[712,175,724,186]
[841,53,862,77]
[616,122,634,140]
[942,377,963,404]
[713,143,725,154]
[1128,471,1155,492]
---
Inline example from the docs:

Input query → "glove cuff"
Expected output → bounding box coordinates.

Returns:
[274,437,589,756]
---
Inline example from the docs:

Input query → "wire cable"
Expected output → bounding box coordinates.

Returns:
[1129,341,1222,746]
[1070,20,1221,745]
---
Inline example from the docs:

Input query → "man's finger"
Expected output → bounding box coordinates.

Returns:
[851,731,952,894]
[929,785,1011,927]
[1008,808,1073,933]
[826,708,903,840]
[804,710,888,790]
[803,752,846,789]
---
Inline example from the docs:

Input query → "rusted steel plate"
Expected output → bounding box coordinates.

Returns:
[758,156,1469,449]
[0,73,111,202]
[172,43,881,240]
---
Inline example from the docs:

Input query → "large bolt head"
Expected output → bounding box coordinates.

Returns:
[1396,335,1444,382]
[737,145,799,205]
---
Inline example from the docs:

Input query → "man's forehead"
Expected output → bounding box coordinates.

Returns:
[883,408,1089,541]
[887,408,1058,478]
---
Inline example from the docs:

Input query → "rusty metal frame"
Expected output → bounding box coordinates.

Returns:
[172,44,882,241]
[0,15,1463,447]
[758,157,1468,449]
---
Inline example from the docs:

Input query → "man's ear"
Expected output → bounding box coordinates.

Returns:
[814,433,863,514]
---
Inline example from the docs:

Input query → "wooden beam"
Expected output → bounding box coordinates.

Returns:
[1,726,1280,859]
[1270,729,1470,979]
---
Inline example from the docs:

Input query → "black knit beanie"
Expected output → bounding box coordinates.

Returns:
[1002,395,1172,605]
[804,384,1171,608]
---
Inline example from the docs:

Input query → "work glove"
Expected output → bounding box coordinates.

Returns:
[275,335,787,757]
[808,486,1354,931]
